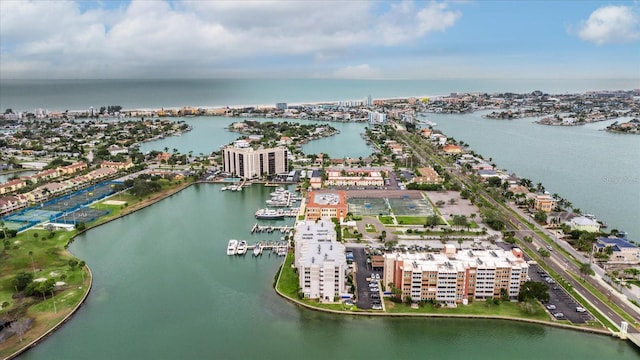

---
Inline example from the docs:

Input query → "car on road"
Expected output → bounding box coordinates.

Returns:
[546,304,557,310]
[576,307,586,313]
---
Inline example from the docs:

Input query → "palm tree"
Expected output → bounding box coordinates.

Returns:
[28,251,36,273]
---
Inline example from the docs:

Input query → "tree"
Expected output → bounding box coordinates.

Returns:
[452,215,468,230]
[12,272,34,291]
[533,210,547,224]
[28,250,36,273]
[518,281,550,303]
[579,262,594,280]
[425,214,440,228]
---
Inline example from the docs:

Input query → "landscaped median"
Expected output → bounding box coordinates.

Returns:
[274,252,612,336]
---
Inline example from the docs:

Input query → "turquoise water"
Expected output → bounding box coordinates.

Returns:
[2,78,638,112]
[18,184,639,359]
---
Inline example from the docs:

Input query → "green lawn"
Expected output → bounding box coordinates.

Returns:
[385,300,550,321]
[276,253,299,298]
[364,224,377,233]
[395,216,427,225]
[379,216,394,224]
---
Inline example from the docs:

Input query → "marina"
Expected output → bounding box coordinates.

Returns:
[227,239,289,257]
[250,223,294,234]
[265,187,301,207]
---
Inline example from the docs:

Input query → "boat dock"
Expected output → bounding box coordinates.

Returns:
[227,240,289,257]
[266,187,301,207]
[251,223,294,234]
[255,208,299,218]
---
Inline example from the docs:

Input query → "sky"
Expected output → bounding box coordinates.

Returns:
[0,0,639,80]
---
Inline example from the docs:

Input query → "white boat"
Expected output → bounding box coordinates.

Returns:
[255,208,285,220]
[236,240,248,255]
[227,239,238,255]
[253,243,262,256]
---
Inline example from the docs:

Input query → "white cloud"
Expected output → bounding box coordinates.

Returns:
[332,64,383,79]
[577,5,640,45]
[0,0,462,78]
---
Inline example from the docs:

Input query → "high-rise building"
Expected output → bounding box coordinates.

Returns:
[368,111,386,124]
[222,146,288,179]
[294,220,347,301]
[383,247,529,305]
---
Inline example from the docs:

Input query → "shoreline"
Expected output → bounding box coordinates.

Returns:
[272,252,617,339]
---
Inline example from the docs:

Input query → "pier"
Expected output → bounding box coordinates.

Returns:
[228,240,289,257]
[251,223,294,234]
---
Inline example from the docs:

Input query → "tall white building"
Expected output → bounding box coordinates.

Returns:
[294,220,347,301]
[368,111,386,124]
[222,146,288,179]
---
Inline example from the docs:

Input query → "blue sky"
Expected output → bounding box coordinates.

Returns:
[1,0,639,79]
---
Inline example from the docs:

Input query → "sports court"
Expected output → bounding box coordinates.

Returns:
[2,181,121,231]
[347,190,435,217]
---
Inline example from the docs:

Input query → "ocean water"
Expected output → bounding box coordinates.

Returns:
[1,78,638,112]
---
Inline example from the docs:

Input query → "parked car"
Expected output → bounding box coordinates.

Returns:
[576,307,587,313]
[553,312,564,318]
[546,304,557,310]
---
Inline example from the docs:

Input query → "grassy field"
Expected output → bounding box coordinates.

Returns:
[379,216,394,225]
[385,300,551,321]
[395,216,427,225]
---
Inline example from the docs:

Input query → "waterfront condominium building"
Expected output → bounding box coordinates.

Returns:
[383,246,529,305]
[294,220,347,301]
[222,146,288,180]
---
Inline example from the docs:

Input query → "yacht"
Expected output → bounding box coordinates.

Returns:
[255,208,285,220]
[227,239,238,255]
[236,240,248,255]
[253,243,262,256]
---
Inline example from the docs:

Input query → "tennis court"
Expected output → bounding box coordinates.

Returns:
[348,198,389,216]
[2,181,121,231]
[388,197,435,216]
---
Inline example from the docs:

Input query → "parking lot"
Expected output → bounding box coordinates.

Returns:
[495,242,593,324]
[529,264,594,324]
[349,247,384,310]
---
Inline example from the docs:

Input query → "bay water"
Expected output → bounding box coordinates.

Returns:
[3,79,638,357]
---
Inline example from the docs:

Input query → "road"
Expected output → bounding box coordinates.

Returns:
[396,129,639,333]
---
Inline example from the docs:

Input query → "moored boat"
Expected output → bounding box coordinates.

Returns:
[253,243,262,256]
[255,208,285,220]
[236,240,248,255]
[227,239,238,255]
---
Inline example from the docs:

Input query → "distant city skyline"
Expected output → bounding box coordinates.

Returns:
[1,0,639,80]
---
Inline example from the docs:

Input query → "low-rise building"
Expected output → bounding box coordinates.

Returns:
[534,194,556,212]
[593,237,640,265]
[567,216,601,233]
[294,220,347,301]
[305,190,348,222]
[325,168,384,188]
